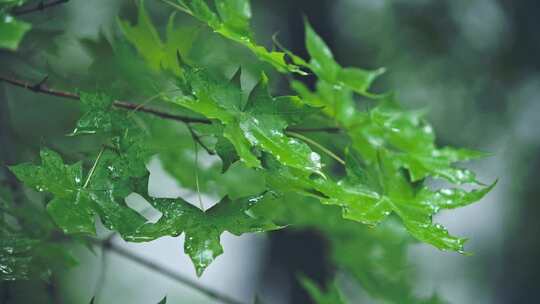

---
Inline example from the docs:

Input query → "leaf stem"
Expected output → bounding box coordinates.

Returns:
[286,131,346,166]
[83,147,105,189]
[158,0,193,15]
[189,127,205,211]
[286,126,341,133]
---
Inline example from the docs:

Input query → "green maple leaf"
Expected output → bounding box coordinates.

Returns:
[72,90,151,182]
[118,1,164,71]
[119,5,322,175]
[349,96,488,184]
[68,91,152,239]
[9,149,97,235]
[305,20,385,96]
[86,149,149,239]
[240,73,324,174]
[134,193,279,276]
[163,0,304,74]
[265,149,494,252]
[8,147,150,239]
[288,21,385,127]
[286,20,385,97]
[342,149,495,252]
[9,141,151,239]
[72,92,126,135]
[118,1,199,76]
[292,79,357,127]
[293,36,486,185]
[166,67,323,175]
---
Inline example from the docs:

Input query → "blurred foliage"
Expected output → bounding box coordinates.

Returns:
[299,276,346,304]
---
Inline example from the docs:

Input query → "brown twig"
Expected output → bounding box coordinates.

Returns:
[97,238,245,304]
[0,75,79,100]
[0,75,212,125]
[0,74,342,133]
[113,100,211,124]
[188,124,216,155]
[12,0,70,16]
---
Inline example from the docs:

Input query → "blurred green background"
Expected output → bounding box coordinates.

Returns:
[1,0,538,303]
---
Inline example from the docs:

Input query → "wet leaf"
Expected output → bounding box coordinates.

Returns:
[72,92,122,135]
[165,68,322,174]
[341,149,495,252]
[303,20,384,96]
[10,149,97,235]
[265,148,494,253]
[164,0,303,74]
[118,1,198,76]
[135,193,279,276]
[349,96,487,184]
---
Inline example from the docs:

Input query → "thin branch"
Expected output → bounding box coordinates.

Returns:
[0,75,342,133]
[0,75,212,125]
[0,75,79,100]
[12,0,70,16]
[113,100,211,124]
[93,233,115,302]
[95,239,245,304]
[187,124,215,155]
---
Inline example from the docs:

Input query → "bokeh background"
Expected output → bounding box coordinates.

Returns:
[1,0,539,303]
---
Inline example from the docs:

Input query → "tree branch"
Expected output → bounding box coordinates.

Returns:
[0,74,342,133]
[96,239,246,304]
[12,0,70,16]
[0,75,212,125]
